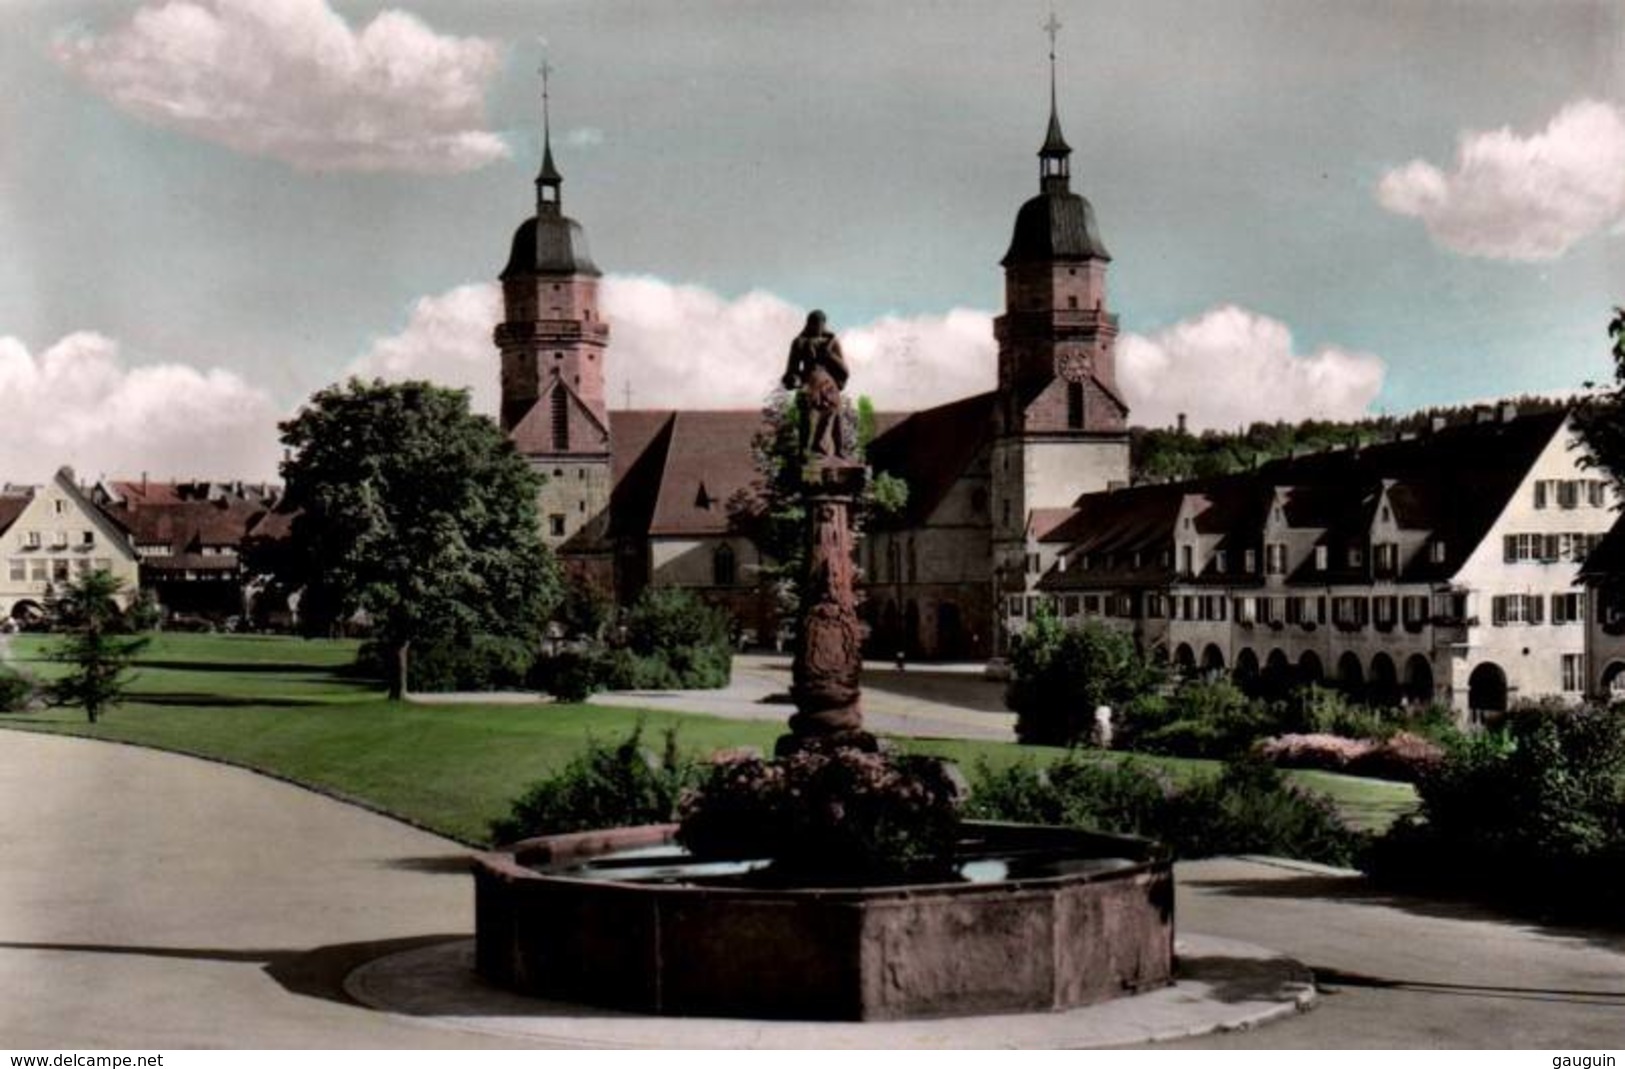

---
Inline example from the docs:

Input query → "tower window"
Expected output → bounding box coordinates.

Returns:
[549,514,565,537]
[1067,295,1078,309]
[1067,382,1084,429]
[551,388,569,451]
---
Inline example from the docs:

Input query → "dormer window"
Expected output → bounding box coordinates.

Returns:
[1243,548,1257,573]
[1430,540,1447,563]
[1314,545,1328,571]
[1347,546,1364,568]
[1214,550,1228,574]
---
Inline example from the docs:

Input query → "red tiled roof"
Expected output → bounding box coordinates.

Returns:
[98,499,267,553]
[0,493,31,537]
[648,411,770,536]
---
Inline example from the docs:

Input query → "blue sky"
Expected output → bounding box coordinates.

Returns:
[2,0,1622,480]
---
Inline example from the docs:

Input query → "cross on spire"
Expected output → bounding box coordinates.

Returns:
[1038,8,1071,188]
[535,56,562,212]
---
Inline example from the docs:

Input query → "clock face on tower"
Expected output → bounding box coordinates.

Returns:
[1055,349,1093,382]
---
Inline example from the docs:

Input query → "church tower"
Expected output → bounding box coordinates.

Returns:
[991,19,1131,636]
[494,67,613,549]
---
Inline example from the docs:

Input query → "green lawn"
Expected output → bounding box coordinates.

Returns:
[0,634,1416,843]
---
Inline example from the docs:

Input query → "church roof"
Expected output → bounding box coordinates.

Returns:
[1001,188,1111,266]
[606,410,770,537]
[501,213,600,279]
[866,391,998,528]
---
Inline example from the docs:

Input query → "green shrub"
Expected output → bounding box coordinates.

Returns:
[489,722,700,844]
[1297,686,1391,740]
[0,665,37,712]
[1165,758,1361,865]
[356,635,535,693]
[529,646,615,702]
[965,754,1169,837]
[1007,608,1161,746]
[624,587,731,658]
[1365,706,1625,917]
[1117,679,1281,758]
[967,752,1361,866]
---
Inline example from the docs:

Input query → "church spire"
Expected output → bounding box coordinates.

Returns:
[1039,10,1071,191]
[536,59,562,214]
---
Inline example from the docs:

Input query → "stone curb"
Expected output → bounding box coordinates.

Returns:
[344,933,1316,1049]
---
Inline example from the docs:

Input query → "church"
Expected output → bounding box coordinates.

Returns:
[493,76,1132,660]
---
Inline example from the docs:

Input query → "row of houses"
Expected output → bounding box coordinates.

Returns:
[0,470,282,628]
[1010,407,1625,715]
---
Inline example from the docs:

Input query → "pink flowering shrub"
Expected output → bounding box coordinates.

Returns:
[1257,731,1443,782]
[676,744,965,875]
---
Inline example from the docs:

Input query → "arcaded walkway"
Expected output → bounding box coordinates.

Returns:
[2,731,1622,1048]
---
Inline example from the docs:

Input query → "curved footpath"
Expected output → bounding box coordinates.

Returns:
[2,731,1623,1048]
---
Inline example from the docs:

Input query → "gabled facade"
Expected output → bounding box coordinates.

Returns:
[1,468,140,625]
[1030,410,1612,716]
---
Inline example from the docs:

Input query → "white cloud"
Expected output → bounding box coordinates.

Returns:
[349,281,1385,432]
[53,0,507,173]
[1117,305,1386,430]
[1377,98,1625,261]
[346,282,502,413]
[347,277,999,413]
[0,332,283,483]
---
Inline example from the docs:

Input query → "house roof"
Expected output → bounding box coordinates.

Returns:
[0,492,30,537]
[1581,514,1625,581]
[98,499,268,553]
[1037,409,1570,589]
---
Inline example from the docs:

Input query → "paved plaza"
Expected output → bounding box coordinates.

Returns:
[2,730,1622,1048]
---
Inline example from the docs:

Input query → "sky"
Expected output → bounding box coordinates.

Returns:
[2,0,1623,482]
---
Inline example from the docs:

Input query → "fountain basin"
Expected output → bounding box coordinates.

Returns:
[472,821,1174,1021]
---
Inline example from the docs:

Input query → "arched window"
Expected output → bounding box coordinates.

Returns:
[713,543,737,587]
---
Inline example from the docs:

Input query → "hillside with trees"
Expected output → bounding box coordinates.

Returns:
[1130,395,1570,484]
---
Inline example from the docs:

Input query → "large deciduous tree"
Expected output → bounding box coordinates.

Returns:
[48,570,148,724]
[1574,307,1625,493]
[265,379,562,700]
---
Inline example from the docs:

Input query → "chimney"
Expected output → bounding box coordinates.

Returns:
[1474,406,1494,423]
[1429,415,1447,433]
[141,471,148,494]
[1499,401,1518,423]
[1176,412,1188,435]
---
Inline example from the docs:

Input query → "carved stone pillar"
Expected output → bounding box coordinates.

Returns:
[783,462,870,750]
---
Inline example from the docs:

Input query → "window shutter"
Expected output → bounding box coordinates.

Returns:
[1492,596,1506,625]
[1504,534,1517,562]
[1543,534,1560,562]
[1530,595,1545,624]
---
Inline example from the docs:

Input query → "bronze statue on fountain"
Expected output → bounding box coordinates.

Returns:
[776,310,873,754]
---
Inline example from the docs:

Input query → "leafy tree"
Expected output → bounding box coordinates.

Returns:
[1006,605,1162,746]
[730,389,908,624]
[47,570,148,723]
[1573,307,1625,494]
[257,379,562,700]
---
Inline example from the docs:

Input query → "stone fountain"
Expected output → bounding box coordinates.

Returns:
[471,312,1174,1020]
